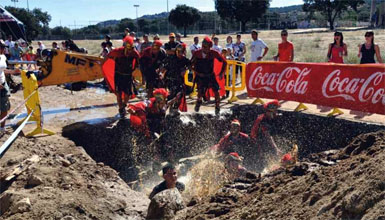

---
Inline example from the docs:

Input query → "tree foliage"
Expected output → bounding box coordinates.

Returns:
[168,4,201,37]
[51,26,71,39]
[303,0,365,30]
[5,6,51,40]
[215,0,270,32]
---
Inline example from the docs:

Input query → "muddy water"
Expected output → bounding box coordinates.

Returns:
[62,105,385,198]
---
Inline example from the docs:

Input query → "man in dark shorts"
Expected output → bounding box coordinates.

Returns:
[162,43,191,113]
[140,40,167,98]
[149,163,185,199]
[107,36,140,118]
[191,36,227,115]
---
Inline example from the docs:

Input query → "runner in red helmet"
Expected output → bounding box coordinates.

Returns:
[107,36,140,118]
[191,36,227,115]
[250,100,283,171]
[139,40,167,98]
[224,152,248,179]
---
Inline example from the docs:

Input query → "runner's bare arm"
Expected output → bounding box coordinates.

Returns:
[343,43,348,56]
[357,44,362,58]
[327,43,332,59]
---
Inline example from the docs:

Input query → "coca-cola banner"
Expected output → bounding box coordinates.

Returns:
[246,62,385,115]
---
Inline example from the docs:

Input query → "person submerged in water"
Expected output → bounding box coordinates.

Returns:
[149,163,185,199]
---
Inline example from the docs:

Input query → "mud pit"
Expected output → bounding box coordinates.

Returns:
[62,105,384,190]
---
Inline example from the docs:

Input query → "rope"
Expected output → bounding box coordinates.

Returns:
[0,107,35,159]
[0,88,37,124]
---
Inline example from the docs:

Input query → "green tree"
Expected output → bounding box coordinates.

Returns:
[214,0,270,33]
[137,19,151,33]
[303,0,364,30]
[168,5,201,37]
[117,18,137,33]
[5,7,51,40]
[51,26,72,39]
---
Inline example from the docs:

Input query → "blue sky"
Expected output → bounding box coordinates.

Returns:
[1,0,304,27]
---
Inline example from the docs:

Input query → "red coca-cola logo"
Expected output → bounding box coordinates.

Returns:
[322,70,385,105]
[248,66,310,94]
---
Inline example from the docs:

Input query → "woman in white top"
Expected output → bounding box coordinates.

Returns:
[0,40,20,132]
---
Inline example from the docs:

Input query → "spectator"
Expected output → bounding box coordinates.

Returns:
[153,34,160,41]
[37,41,46,51]
[130,32,136,38]
[4,35,14,59]
[164,33,178,56]
[176,33,183,43]
[232,34,246,63]
[9,43,23,60]
[358,31,383,64]
[135,38,141,52]
[190,36,201,56]
[106,41,114,52]
[250,30,268,62]
[327,32,346,64]
[100,42,109,58]
[52,41,60,50]
[140,34,152,53]
[274,30,294,62]
[0,40,20,133]
[212,37,222,53]
[23,46,37,70]
[225,35,233,50]
[124,28,130,37]
[149,163,185,199]
[61,41,67,50]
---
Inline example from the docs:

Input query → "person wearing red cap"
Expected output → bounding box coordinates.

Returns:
[191,36,227,115]
[161,43,191,113]
[250,100,283,170]
[128,88,169,137]
[140,40,167,98]
[224,152,248,179]
[107,36,140,118]
[211,119,251,158]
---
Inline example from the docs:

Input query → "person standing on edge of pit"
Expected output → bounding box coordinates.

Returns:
[9,43,23,61]
[139,40,167,98]
[273,30,294,62]
[212,37,222,54]
[327,32,347,63]
[153,34,160,41]
[52,42,60,50]
[191,36,227,116]
[190,36,201,57]
[225,35,233,50]
[149,163,185,199]
[358,31,383,64]
[164,33,178,56]
[0,40,20,134]
[140,34,153,54]
[233,34,246,63]
[124,28,130,37]
[107,36,140,118]
[105,35,112,47]
[250,30,269,62]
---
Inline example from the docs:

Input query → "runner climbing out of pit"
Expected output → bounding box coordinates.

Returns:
[139,40,167,98]
[211,119,251,156]
[191,36,227,115]
[162,43,191,113]
[107,36,140,118]
[250,100,283,171]
[149,163,185,199]
[128,88,173,137]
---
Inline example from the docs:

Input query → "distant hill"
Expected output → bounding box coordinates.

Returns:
[140,12,169,20]
[269,5,303,13]
[97,20,119,28]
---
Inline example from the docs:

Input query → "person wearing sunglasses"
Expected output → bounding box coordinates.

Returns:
[0,40,20,133]
[149,163,185,200]
[107,36,140,118]
[164,33,178,56]
[140,40,167,98]
[250,100,283,172]
[273,30,294,62]
[358,31,383,64]
[162,43,191,113]
[191,36,227,115]
[327,32,347,63]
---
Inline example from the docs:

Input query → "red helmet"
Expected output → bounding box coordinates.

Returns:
[263,100,280,111]
[123,36,134,46]
[202,36,213,47]
[153,40,163,47]
[231,119,241,126]
[153,88,169,100]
